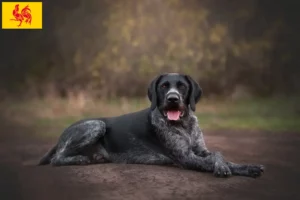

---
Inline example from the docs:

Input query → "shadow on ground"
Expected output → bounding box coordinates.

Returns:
[0,116,299,200]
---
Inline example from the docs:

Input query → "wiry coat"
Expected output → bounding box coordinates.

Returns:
[39,73,264,178]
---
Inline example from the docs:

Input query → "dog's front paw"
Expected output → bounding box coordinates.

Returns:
[247,164,265,178]
[213,161,232,178]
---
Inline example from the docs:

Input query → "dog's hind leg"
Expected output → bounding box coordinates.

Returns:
[50,120,106,166]
[38,144,58,165]
[113,152,174,165]
[51,155,91,166]
[90,144,110,164]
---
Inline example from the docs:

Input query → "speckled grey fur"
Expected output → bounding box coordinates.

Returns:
[150,108,230,176]
[38,73,264,178]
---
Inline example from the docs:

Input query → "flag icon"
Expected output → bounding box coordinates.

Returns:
[2,2,43,29]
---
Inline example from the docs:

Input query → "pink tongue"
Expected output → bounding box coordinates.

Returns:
[167,111,181,120]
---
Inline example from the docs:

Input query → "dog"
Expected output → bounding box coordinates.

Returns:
[38,73,264,178]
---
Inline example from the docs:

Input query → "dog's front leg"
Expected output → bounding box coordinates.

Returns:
[191,127,264,178]
[162,133,231,177]
[191,127,210,157]
[226,162,264,178]
[190,127,232,177]
[173,149,231,177]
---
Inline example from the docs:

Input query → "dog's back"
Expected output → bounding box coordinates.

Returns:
[99,108,155,153]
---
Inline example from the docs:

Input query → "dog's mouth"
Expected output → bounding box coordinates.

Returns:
[163,110,184,121]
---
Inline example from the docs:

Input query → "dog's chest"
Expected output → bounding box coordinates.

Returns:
[171,126,193,145]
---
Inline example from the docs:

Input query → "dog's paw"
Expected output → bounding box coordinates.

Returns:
[76,155,91,165]
[92,153,107,163]
[247,164,265,178]
[213,162,232,178]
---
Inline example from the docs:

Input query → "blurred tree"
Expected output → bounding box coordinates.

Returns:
[0,0,299,99]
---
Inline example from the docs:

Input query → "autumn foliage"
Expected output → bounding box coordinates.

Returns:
[0,0,298,99]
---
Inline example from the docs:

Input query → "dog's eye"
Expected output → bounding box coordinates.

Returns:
[161,84,168,89]
[178,84,186,90]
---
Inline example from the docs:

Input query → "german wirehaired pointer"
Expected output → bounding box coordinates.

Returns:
[39,73,264,178]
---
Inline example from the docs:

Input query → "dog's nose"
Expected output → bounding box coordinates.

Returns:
[167,94,179,103]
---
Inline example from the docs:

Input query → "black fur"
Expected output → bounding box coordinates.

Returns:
[184,75,202,111]
[38,73,264,178]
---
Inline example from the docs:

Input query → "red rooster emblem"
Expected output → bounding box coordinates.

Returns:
[10,4,32,27]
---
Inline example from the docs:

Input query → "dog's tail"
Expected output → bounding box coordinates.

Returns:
[38,144,57,165]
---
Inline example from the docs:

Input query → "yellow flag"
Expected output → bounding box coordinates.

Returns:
[2,2,42,29]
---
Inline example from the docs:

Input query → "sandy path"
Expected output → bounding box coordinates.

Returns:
[0,119,299,200]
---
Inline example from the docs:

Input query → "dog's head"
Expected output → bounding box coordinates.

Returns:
[148,73,202,121]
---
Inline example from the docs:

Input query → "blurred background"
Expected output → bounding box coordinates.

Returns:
[0,0,300,136]
[1,2,300,199]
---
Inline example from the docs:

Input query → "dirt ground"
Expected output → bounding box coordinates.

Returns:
[0,118,299,200]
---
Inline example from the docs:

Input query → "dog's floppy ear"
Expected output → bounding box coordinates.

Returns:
[148,74,164,110]
[185,75,202,111]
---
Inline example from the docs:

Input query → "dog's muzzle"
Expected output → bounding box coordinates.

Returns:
[164,91,184,121]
